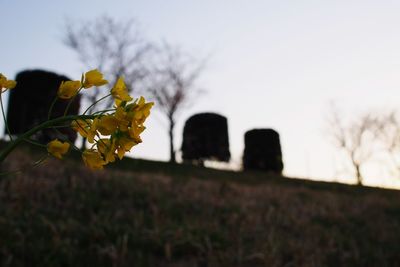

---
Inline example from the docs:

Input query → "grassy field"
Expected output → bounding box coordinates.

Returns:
[1,144,400,266]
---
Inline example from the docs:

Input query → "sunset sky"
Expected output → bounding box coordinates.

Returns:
[3,0,400,188]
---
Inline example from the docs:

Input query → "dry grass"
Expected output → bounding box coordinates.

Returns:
[0,147,400,266]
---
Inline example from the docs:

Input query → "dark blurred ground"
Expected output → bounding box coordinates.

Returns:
[0,144,399,267]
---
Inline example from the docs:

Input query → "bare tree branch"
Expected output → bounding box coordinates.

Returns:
[375,111,400,177]
[326,105,379,185]
[145,42,207,163]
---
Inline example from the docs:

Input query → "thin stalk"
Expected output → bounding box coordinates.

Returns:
[92,108,116,116]
[23,138,47,148]
[83,93,112,115]
[0,114,94,163]
[63,88,83,117]
[32,154,49,167]
[45,125,71,129]
[0,93,13,141]
[47,97,58,120]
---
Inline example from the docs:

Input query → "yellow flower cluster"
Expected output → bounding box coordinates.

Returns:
[47,69,154,170]
[0,73,16,93]
[74,95,153,169]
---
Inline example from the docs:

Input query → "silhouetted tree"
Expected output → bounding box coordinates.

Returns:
[181,113,230,165]
[243,129,284,174]
[63,15,152,148]
[327,107,378,185]
[64,15,152,97]
[6,70,81,143]
[146,43,205,163]
[374,111,400,178]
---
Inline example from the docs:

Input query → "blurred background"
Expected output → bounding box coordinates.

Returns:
[3,0,400,188]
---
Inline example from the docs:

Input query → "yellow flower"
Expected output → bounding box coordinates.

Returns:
[71,118,98,143]
[83,69,108,88]
[129,123,145,144]
[97,139,116,164]
[47,139,70,159]
[111,77,133,102]
[71,119,91,137]
[97,115,119,135]
[132,96,154,124]
[0,73,16,91]
[57,80,81,99]
[114,107,130,131]
[115,136,137,159]
[82,149,106,170]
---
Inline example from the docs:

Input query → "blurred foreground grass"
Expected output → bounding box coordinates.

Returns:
[0,143,400,266]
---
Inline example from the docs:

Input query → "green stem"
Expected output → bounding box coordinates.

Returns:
[46,125,71,129]
[0,114,94,163]
[63,88,83,117]
[23,138,47,148]
[0,93,13,141]
[92,108,116,115]
[32,154,49,167]
[83,93,112,115]
[47,97,58,120]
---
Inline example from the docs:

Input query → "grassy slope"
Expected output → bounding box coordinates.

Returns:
[1,144,400,267]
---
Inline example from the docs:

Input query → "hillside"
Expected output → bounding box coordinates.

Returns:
[0,144,400,266]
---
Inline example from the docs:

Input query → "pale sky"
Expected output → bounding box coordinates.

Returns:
[3,0,400,188]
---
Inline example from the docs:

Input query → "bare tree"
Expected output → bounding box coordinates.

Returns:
[63,15,153,147]
[145,43,206,163]
[327,107,379,185]
[64,15,152,97]
[375,111,400,177]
